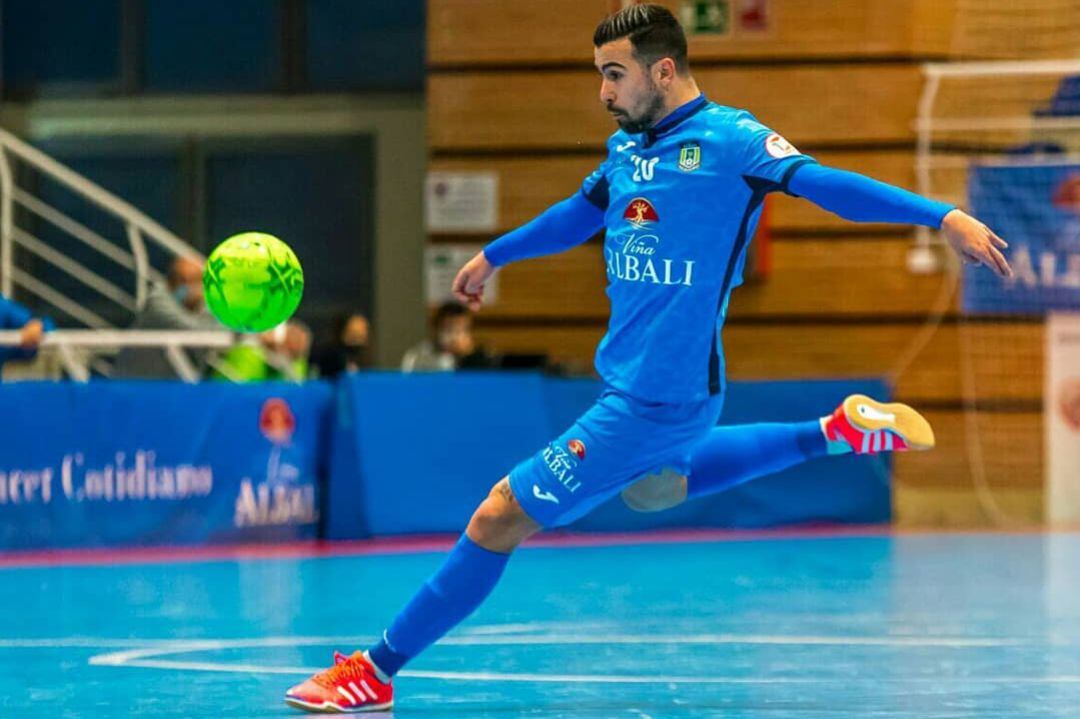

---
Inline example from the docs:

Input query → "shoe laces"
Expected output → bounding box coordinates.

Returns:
[312,651,369,689]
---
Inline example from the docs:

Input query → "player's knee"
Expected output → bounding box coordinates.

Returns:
[621,470,688,513]
[465,480,539,552]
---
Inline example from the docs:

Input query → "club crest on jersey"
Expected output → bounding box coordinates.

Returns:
[678,142,701,172]
[623,197,659,228]
[765,133,800,159]
[567,439,586,460]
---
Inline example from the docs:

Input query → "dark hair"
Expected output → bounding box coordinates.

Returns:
[593,3,688,75]
[332,310,367,341]
[433,300,469,329]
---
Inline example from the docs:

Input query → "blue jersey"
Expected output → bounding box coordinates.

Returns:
[580,94,814,404]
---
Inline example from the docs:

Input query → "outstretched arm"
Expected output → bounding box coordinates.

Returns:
[452,192,605,310]
[789,163,1012,278]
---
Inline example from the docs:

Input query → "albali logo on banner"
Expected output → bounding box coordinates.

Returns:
[1005,174,1080,292]
[234,397,318,529]
[0,451,213,507]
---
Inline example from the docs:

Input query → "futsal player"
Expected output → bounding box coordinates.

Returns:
[285,5,1011,712]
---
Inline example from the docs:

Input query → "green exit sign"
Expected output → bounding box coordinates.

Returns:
[680,0,731,35]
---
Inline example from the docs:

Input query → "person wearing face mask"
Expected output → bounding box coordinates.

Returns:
[311,312,372,379]
[112,255,222,379]
[401,301,494,373]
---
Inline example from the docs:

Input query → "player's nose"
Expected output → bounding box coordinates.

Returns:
[599,81,615,105]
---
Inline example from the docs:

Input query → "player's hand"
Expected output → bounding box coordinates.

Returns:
[18,319,44,349]
[451,251,496,311]
[941,209,1012,279]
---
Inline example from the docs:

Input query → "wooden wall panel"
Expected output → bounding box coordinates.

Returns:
[428,1,609,66]
[473,325,605,366]
[429,65,922,150]
[429,150,918,234]
[428,1,952,66]
[894,410,1043,488]
[725,323,1042,403]
[474,322,1044,403]
[486,238,954,320]
[893,486,1043,527]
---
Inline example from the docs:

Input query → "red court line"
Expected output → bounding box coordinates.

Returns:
[0,524,1070,569]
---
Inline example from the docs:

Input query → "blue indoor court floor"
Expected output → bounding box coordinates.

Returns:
[2,530,1079,718]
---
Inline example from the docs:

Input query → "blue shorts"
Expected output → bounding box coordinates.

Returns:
[508,387,723,528]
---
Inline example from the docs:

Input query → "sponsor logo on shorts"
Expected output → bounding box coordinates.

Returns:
[541,443,582,493]
[532,485,560,504]
[567,439,586,460]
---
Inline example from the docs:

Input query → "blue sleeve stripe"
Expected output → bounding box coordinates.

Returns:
[582,176,610,210]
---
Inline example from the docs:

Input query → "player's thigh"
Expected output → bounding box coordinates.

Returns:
[621,467,688,513]
[508,397,664,528]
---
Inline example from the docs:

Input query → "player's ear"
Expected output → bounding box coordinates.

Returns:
[654,57,676,86]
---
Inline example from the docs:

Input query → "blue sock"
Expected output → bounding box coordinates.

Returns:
[367,534,510,678]
[687,421,827,500]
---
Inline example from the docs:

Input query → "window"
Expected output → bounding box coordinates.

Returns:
[306,0,424,92]
[1,0,122,96]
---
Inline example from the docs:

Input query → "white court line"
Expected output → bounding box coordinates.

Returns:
[88,657,1080,686]
[0,638,208,649]
[79,631,1080,686]
[81,632,1033,661]
[440,633,1028,648]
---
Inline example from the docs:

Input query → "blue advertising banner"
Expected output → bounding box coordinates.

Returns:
[326,372,555,538]
[965,162,1080,314]
[0,381,332,550]
[325,373,891,538]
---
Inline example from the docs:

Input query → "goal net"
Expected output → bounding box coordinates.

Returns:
[915,55,1080,524]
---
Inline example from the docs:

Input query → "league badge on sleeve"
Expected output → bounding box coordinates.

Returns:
[765,133,800,159]
[678,142,702,172]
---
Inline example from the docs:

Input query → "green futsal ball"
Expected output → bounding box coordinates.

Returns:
[203,232,304,333]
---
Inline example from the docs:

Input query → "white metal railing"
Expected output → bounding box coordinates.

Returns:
[0,126,202,319]
[911,59,1080,273]
[0,329,234,383]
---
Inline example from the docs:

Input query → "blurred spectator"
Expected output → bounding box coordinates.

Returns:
[312,311,371,378]
[271,321,312,380]
[211,320,311,383]
[112,256,220,379]
[402,301,493,372]
[0,294,53,376]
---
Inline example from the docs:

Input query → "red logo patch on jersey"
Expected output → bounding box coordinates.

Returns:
[1053,174,1080,213]
[623,197,659,228]
[567,439,587,460]
[259,398,296,444]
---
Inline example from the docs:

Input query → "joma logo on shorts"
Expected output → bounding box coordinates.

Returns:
[541,444,582,493]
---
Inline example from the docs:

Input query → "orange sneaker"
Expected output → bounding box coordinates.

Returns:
[822,394,935,455]
[284,651,393,713]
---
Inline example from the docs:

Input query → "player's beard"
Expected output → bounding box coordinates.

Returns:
[610,82,666,134]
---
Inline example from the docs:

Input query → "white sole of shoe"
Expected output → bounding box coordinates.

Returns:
[284,696,394,713]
